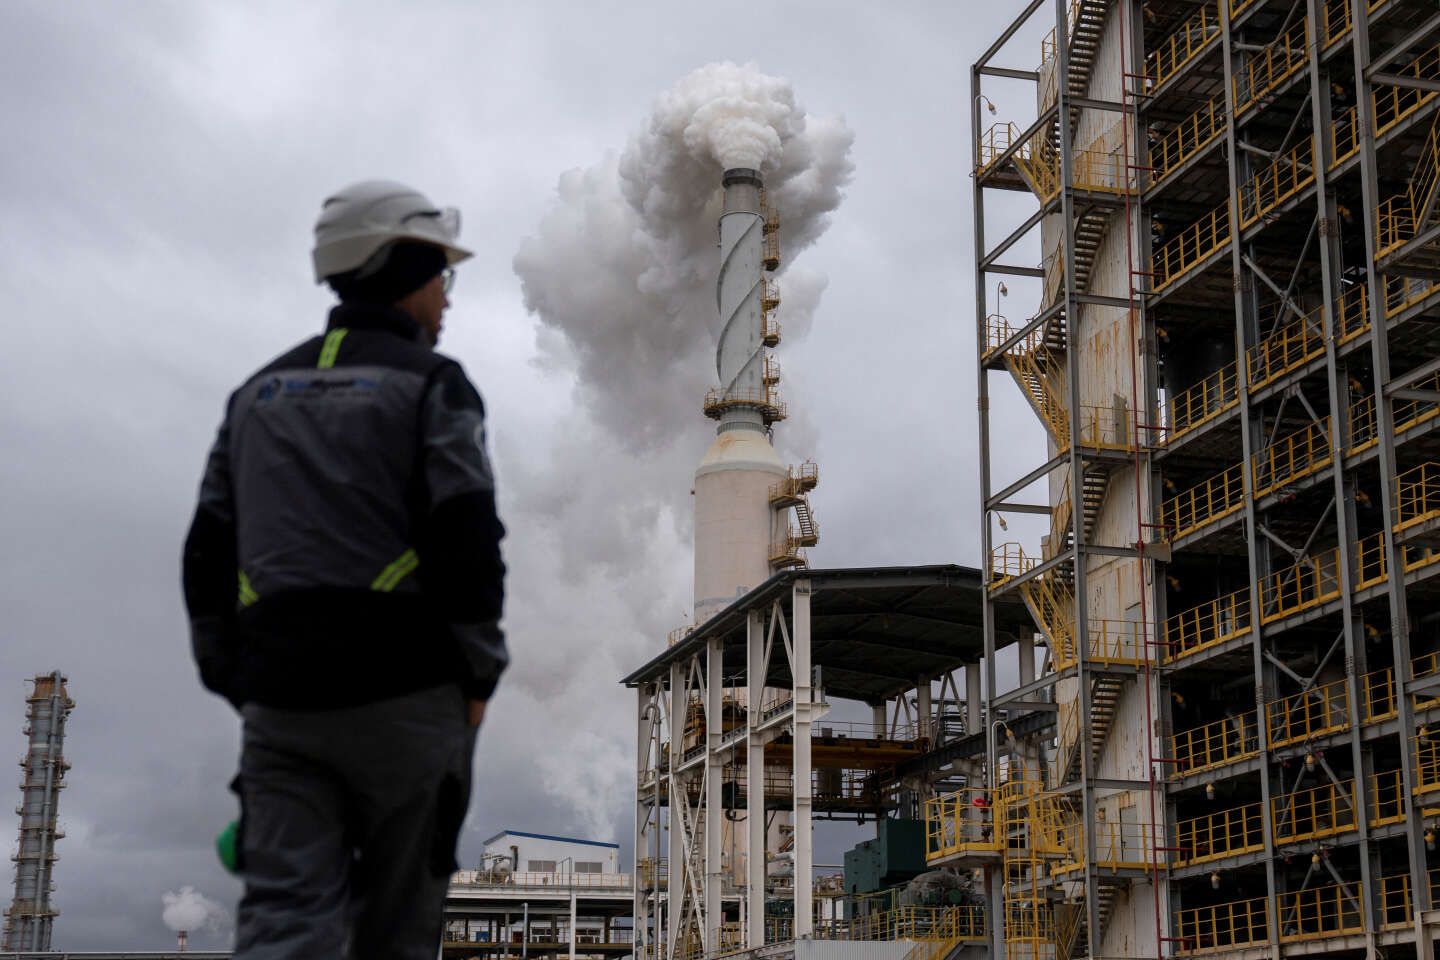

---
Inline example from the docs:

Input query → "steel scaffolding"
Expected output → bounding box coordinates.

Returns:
[963,0,1440,957]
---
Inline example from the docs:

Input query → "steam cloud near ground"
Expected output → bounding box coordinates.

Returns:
[507,62,853,839]
[161,885,230,935]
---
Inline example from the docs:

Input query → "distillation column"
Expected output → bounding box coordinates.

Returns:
[1,672,74,952]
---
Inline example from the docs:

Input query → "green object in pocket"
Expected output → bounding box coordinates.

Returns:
[217,819,240,874]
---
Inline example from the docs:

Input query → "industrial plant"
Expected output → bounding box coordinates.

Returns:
[626,0,1440,958]
[16,3,1440,958]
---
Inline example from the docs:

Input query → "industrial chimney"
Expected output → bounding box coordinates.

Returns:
[177,929,189,952]
[693,168,818,625]
[1,672,74,953]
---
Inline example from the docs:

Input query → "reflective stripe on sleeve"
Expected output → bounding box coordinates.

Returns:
[370,548,420,592]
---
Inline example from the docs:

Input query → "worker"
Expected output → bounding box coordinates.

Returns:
[181,180,507,960]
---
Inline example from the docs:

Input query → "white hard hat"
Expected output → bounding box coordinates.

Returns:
[311,180,473,282]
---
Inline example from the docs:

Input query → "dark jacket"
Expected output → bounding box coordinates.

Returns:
[182,302,507,710]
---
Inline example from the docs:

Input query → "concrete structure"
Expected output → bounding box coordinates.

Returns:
[966,1,1440,958]
[2,672,73,953]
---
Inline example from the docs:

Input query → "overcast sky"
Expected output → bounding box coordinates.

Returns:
[0,1,1048,949]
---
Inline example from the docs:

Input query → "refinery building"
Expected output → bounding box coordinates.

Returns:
[625,0,1440,958]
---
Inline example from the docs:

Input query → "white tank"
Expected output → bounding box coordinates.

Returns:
[694,426,786,623]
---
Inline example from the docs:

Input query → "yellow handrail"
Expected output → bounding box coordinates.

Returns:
[1147,2,1221,91]
[989,542,1036,586]
[1051,816,1162,873]
[1175,802,1263,866]
[1252,417,1331,497]
[1175,895,1268,953]
[1277,881,1365,942]
[1159,461,1245,540]
[1259,546,1342,624]
[1153,203,1230,292]
[1239,139,1316,227]
[1246,302,1326,389]
[925,789,999,863]
[1376,113,1440,256]
[1233,16,1310,116]
[1272,778,1356,844]
[1164,586,1251,663]
[1397,461,1440,533]
[1172,709,1259,778]
[1151,94,1226,187]
[1418,734,1440,794]
[1160,361,1239,445]
[1266,676,1349,748]
[976,121,1024,175]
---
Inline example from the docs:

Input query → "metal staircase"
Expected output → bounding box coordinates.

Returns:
[1003,334,1069,446]
[1379,111,1440,268]
[1056,883,1121,960]
[1055,673,1128,786]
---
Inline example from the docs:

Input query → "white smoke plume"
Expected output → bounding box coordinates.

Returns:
[504,61,852,841]
[515,60,854,460]
[161,885,230,935]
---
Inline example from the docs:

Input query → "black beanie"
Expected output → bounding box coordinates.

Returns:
[328,242,448,304]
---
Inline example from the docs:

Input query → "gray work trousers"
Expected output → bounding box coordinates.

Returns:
[233,684,475,960]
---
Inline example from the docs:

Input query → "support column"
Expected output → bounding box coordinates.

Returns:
[569,889,577,960]
[791,580,814,938]
[746,609,767,949]
[666,662,685,960]
[1018,634,1036,688]
[916,677,932,741]
[966,664,982,737]
[704,636,724,950]
[634,686,651,959]
[1351,0,1432,913]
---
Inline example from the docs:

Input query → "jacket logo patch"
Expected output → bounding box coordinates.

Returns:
[258,375,381,401]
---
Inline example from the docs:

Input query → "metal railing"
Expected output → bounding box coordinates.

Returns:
[1252,417,1331,497]
[1172,709,1260,778]
[1158,361,1238,446]
[1164,586,1251,663]
[1175,802,1264,866]
[1384,274,1439,318]
[1153,203,1230,292]
[1052,817,1162,873]
[1151,94,1227,188]
[1175,895,1269,953]
[1376,113,1440,257]
[1239,139,1315,227]
[977,121,1022,174]
[1073,618,1147,668]
[1272,778,1356,844]
[1147,2,1221,91]
[1246,303,1326,389]
[450,869,634,890]
[1258,546,1341,624]
[1266,676,1350,749]
[1159,461,1245,540]
[1397,462,1440,534]
[989,542,1036,586]
[925,789,999,862]
[1233,16,1310,116]
[1176,879,1363,954]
